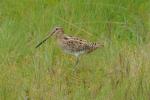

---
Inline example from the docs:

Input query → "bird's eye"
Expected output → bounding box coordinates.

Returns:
[56,28,58,30]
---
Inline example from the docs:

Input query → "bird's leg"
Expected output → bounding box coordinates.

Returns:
[75,56,79,67]
[73,56,80,70]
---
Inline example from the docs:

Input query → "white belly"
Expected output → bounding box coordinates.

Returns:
[63,49,85,57]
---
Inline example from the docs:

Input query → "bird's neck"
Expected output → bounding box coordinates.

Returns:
[56,32,65,39]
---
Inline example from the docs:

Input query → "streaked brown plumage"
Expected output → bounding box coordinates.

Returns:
[36,27,104,68]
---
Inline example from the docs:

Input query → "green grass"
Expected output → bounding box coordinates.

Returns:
[0,0,150,99]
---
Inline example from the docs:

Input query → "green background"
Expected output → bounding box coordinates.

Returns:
[0,0,150,99]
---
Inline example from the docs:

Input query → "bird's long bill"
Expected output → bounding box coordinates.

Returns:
[35,31,54,48]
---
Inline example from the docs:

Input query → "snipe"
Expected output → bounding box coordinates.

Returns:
[36,27,104,68]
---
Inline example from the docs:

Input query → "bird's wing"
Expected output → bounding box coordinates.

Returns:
[62,35,104,53]
[62,36,89,52]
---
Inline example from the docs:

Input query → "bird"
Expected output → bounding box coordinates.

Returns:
[36,27,104,68]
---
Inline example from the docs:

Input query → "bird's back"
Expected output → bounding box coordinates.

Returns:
[58,35,104,56]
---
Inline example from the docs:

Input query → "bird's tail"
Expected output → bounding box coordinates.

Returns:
[96,42,104,48]
[86,42,104,53]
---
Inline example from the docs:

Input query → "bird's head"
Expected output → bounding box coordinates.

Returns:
[50,27,64,37]
[35,26,64,48]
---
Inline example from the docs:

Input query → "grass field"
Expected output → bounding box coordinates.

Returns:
[0,0,150,100]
